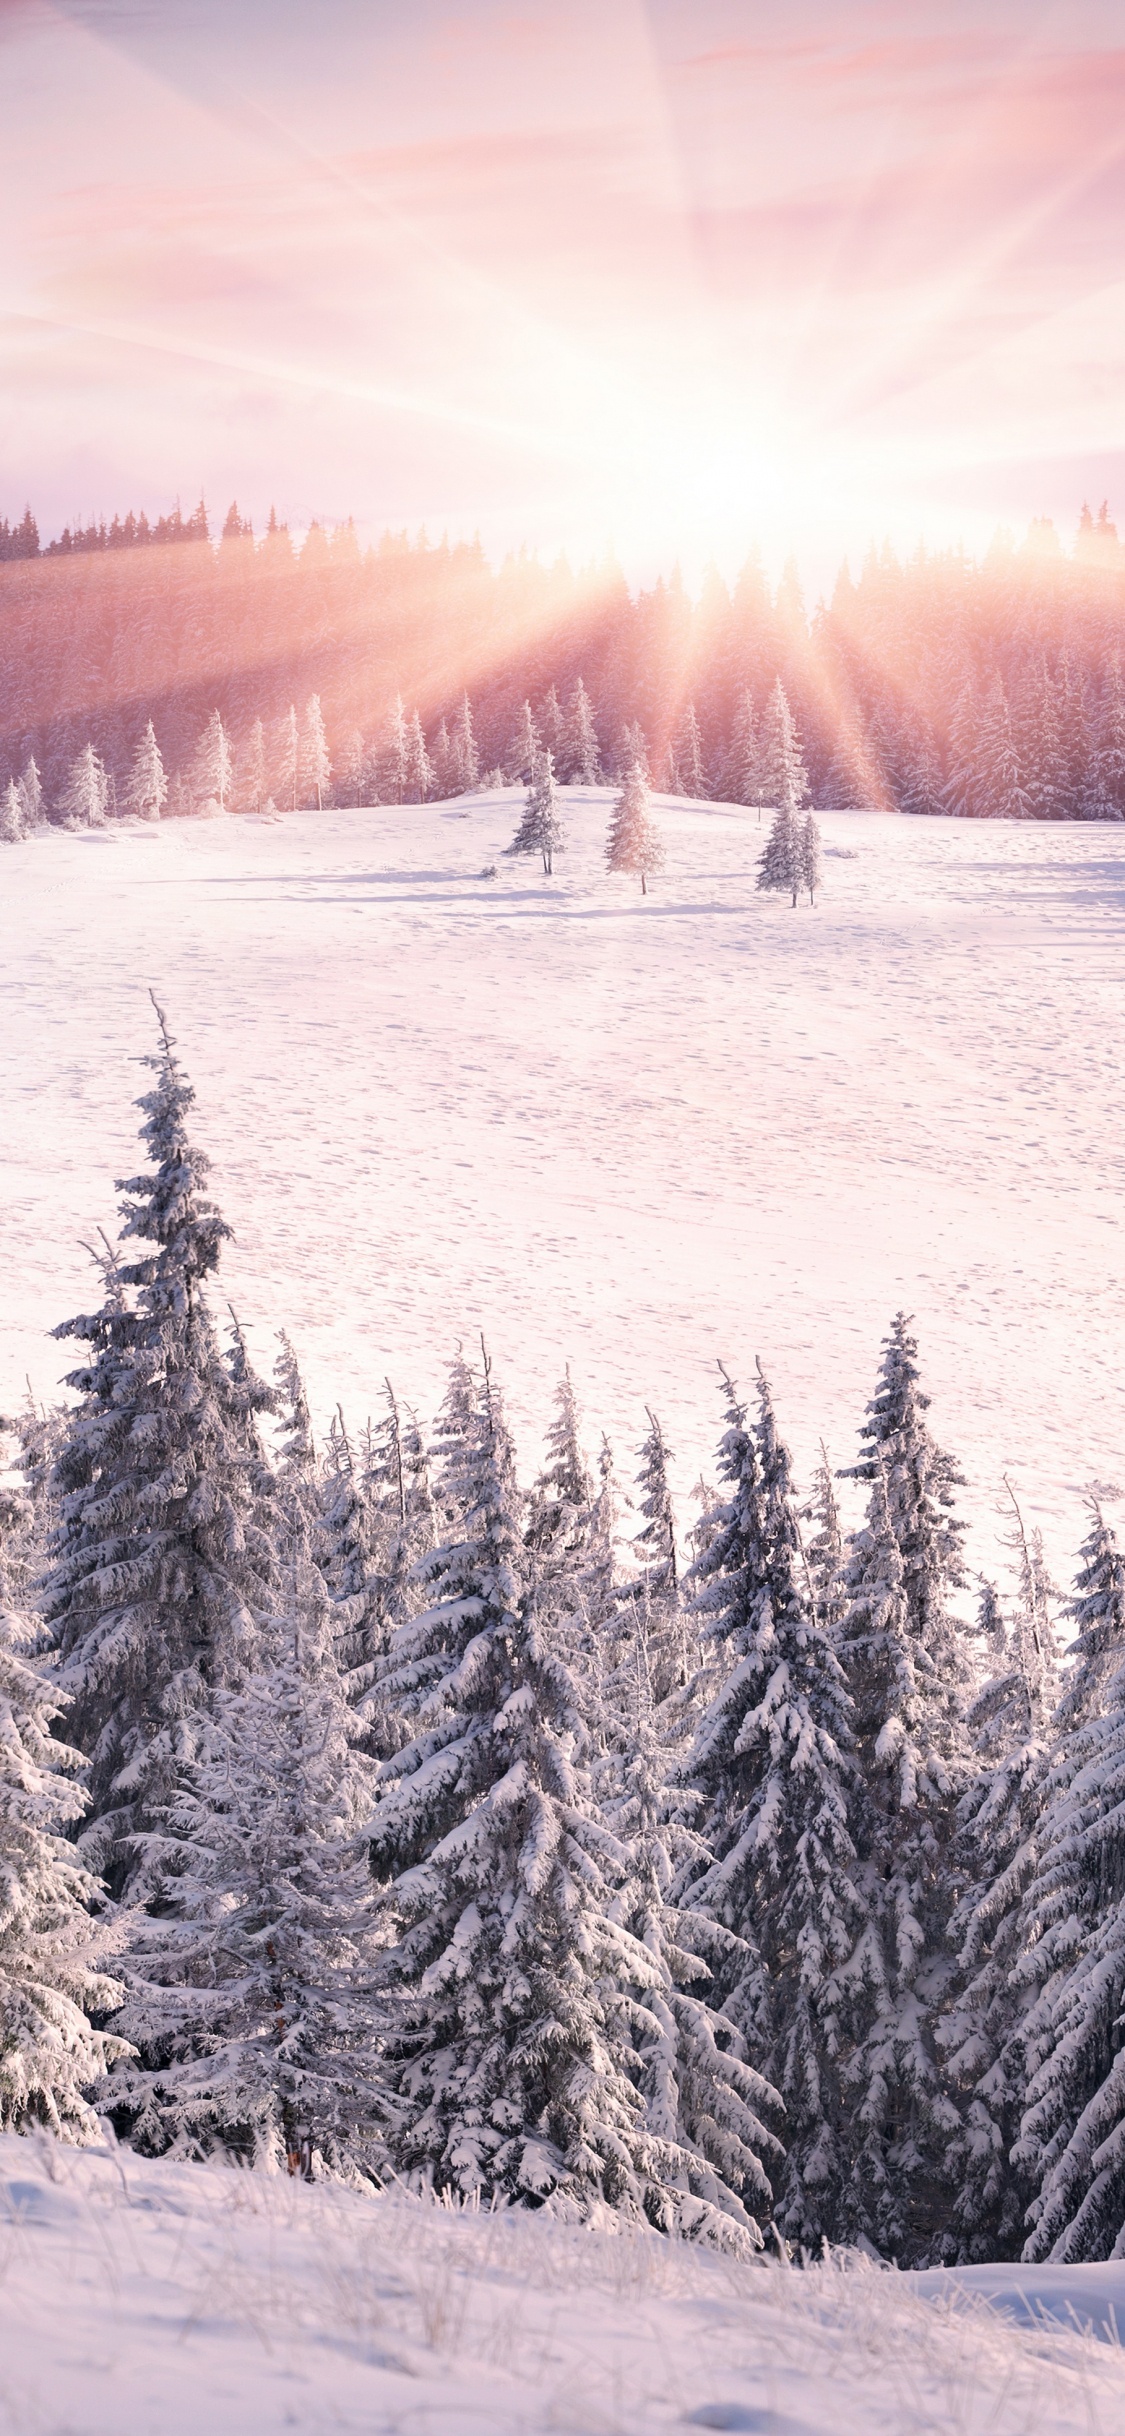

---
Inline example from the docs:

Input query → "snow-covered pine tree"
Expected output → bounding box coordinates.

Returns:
[404,710,433,803]
[841,1313,969,1677]
[684,1365,863,2247]
[42,1006,277,1898]
[538,684,565,765]
[1090,657,1125,820]
[528,1371,592,1566]
[940,1487,1061,2259]
[799,810,822,904]
[605,763,665,893]
[607,1644,784,2253]
[724,690,759,806]
[0,779,23,842]
[757,679,810,814]
[506,700,541,784]
[57,743,109,830]
[1015,1499,1125,2260]
[669,702,707,800]
[191,710,233,815]
[627,1409,691,1704]
[562,677,601,784]
[757,799,802,905]
[450,693,480,794]
[17,755,42,830]
[615,718,649,780]
[974,676,1027,820]
[801,1441,845,1638]
[0,1451,130,2136]
[108,1531,387,2177]
[942,679,981,818]
[369,1353,681,2227]
[239,718,267,815]
[326,1386,434,1756]
[300,694,331,810]
[380,696,409,804]
[276,703,300,813]
[508,751,564,873]
[124,720,167,822]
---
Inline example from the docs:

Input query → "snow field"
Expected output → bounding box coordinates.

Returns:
[2,2134,1124,2436]
[2,790,1123,1584]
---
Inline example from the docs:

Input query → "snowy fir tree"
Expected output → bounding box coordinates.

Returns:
[842,1313,968,1678]
[974,676,1027,821]
[17,754,42,829]
[537,683,565,764]
[799,811,823,904]
[757,679,810,814]
[0,1458,130,2137]
[239,717,267,815]
[404,709,433,803]
[276,703,299,813]
[757,799,802,905]
[506,700,541,784]
[300,694,331,810]
[724,690,759,805]
[626,1409,691,1704]
[562,677,600,784]
[124,720,167,822]
[450,693,480,794]
[57,743,109,829]
[42,1005,277,1897]
[109,1533,388,2176]
[606,1643,784,2252]
[508,752,564,873]
[605,764,665,893]
[685,1366,864,2246]
[1015,1499,1125,2260]
[0,778,23,842]
[191,710,233,814]
[369,1354,688,2226]
[801,1442,846,1637]
[669,702,707,800]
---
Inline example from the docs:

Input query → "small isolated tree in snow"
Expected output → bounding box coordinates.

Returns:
[800,811,823,904]
[57,743,109,830]
[17,755,42,830]
[508,751,565,873]
[192,710,233,815]
[1,779,23,842]
[0,1470,130,2136]
[300,693,331,810]
[757,799,802,904]
[124,720,168,822]
[606,764,665,894]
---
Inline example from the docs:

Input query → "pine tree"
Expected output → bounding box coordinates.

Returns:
[562,678,601,784]
[300,694,331,810]
[191,710,233,815]
[42,1006,277,1897]
[626,1409,690,1703]
[799,811,822,904]
[508,752,565,873]
[57,743,109,830]
[369,1354,681,2226]
[614,718,649,780]
[1015,1500,1125,2260]
[450,693,480,794]
[801,1442,845,1638]
[757,800,802,905]
[974,676,1027,820]
[108,1535,387,2175]
[842,1313,968,1673]
[0,779,23,842]
[276,704,299,814]
[685,1366,863,2246]
[669,702,707,800]
[1090,658,1125,819]
[404,709,433,803]
[380,696,409,804]
[0,1455,130,2136]
[724,690,759,806]
[605,764,665,894]
[506,700,541,784]
[124,720,168,822]
[757,679,810,813]
[17,755,43,830]
[239,718,268,815]
[538,684,565,765]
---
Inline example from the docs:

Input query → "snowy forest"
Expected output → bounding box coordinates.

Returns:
[4,496,1125,830]
[2,1009,1125,2271]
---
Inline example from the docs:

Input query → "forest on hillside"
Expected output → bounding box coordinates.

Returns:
[3,498,1125,823]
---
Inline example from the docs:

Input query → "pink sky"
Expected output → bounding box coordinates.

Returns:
[3,0,1124,581]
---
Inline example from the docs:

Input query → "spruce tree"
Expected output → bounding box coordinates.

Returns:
[0,1456,129,2136]
[43,1007,277,1897]
[685,1366,863,2246]
[300,694,331,809]
[57,743,109,829]
[0,779,23,842]
[124,721,168,821]
[17,755,42,829]
[276,703,299,813]
[1015,1500,1125,2260]
[108,1534,387,2175]
[370,1354,682,2226]
[757,800,802,905]
[506,700,541,784]
[799,811,823,904]
[757,679,810,813]
[450,693,480,794]
[626,1409,690,1703]
[605,763,665,893]
[842,1313,968,1673]
[191,710,233,814]
[562,678,601,784]
[724,690,759,806]
[404,710,433,803]
[670,702,707,800]
[239,717,267,815]
[508,752,564,873]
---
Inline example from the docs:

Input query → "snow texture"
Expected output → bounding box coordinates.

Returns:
[1,2132,1124,2434]
[1,791,1123,1592]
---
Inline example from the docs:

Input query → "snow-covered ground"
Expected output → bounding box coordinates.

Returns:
[1,2132,1124,2436]
[2,791,1123,1582]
